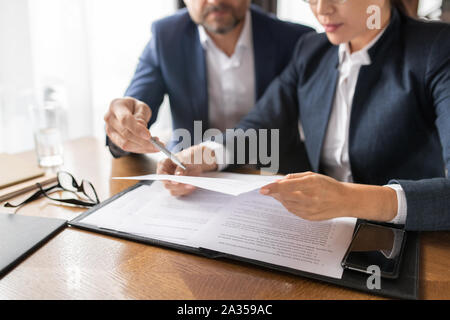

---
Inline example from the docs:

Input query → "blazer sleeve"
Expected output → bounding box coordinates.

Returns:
[391,26,450,231]
[107,22,168,158]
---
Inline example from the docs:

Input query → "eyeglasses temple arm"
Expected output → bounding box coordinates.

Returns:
[4,183,60,208]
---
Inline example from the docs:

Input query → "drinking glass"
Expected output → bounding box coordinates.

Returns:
[30,102,65,168]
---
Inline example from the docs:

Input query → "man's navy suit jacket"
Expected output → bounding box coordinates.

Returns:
[227,8,450,231]
[108,5,313,172]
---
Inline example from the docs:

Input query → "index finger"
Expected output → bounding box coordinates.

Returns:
[285,171,315,180]
[260,177,310,195]
[157,158,177,175]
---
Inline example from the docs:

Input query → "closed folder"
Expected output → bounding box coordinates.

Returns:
[0,213,66,278]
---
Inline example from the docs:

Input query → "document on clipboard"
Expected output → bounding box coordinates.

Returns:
[73,172,357,279]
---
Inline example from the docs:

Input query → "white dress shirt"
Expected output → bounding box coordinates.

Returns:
[206,28,407,225]
[198,11,255,132]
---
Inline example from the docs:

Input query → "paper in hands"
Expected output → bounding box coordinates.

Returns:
[112,174,280,196]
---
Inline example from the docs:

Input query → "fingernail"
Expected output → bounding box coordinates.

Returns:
[260,189,270,195]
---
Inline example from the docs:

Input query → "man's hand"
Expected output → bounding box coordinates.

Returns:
[104,97,161,154]
[260,172,398,222]
[157,145,219,197]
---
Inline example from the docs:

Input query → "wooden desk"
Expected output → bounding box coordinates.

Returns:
[0,137,449,299]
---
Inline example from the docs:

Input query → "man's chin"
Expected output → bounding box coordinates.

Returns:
[204,22,238,35]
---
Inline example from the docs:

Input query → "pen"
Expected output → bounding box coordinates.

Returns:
[150,137,187,171]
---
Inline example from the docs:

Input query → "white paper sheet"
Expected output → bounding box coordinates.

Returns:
[112,173,280,196]
[191,191,357,279]
[81,181,233,246]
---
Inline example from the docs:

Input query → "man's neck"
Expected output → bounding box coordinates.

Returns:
[206,16,246,57]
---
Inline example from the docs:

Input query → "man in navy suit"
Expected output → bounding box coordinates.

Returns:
[104,0,313,169]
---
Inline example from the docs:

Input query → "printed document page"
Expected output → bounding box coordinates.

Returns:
[81,173,278,245]
[191,191,357,279]
[81,182,232,246]
[80,172,356,279]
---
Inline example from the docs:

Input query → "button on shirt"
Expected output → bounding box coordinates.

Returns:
[198,11,255,133]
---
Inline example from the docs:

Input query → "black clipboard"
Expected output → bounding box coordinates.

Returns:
[69,182,420,300]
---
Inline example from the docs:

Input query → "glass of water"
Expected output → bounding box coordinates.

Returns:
[30,103,65,168]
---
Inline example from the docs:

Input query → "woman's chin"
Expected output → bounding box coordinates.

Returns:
[325,33,347,46]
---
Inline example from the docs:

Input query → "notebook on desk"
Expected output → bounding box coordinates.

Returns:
[0,153,45,189]
[69,173,420,300]
[0,174,58,203]
[0,214,67,278]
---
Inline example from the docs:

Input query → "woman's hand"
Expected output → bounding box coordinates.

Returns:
[157,145,218,197]
[260,172,398,222]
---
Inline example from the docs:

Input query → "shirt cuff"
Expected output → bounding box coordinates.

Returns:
[385,184,408,225]
[200,141,230,172]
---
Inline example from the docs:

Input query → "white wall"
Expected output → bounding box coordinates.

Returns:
[0,0,177,154]
[0,0,35,153]
[84,0,176,141]
[277,0,323,32]
[28,0,93,143]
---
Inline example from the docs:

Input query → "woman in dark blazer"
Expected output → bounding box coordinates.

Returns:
[158,0,450,232]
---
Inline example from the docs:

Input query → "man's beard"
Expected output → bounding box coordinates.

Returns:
[200,3,244,34]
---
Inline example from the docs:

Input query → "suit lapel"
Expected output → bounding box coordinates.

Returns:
[184,22,209,130]
[348,63,382,173]
[313,69,339,173]
[301,49,340,173]
[347,8,402,180]
[251,10,278,100]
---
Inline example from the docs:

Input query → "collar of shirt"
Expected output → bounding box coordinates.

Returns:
[198,10,252,70]
[338,27,387,70]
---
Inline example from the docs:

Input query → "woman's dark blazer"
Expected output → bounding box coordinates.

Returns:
[231,8,450,231]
